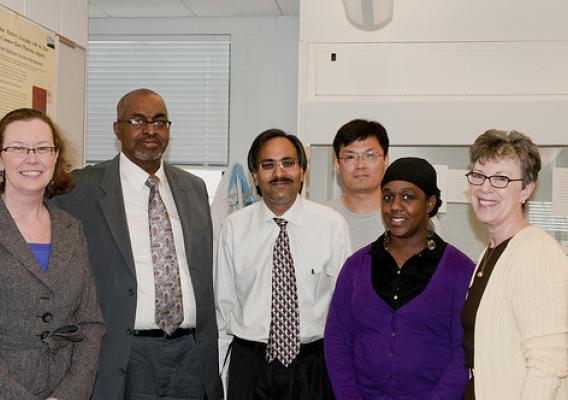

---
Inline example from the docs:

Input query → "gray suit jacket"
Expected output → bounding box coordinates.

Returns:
[0,199,104,400]
[55,155,222,400]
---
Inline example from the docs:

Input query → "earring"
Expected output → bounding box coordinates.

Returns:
[0,169,4,184]
[383,230,391,251]
[426,229,436,251]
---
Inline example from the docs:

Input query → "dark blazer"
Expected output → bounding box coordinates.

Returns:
[55,155,222,400]
[0,199,104,400]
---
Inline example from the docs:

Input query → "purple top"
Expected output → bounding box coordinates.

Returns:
[324,243,474,400]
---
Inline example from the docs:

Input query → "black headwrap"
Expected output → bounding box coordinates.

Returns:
[381,157,443,217]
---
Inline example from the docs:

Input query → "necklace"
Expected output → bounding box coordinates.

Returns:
[383,230,436,252]
[476,246,495,278]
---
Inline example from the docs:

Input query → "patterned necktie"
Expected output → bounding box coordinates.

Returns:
[266,217,301,367]
[146,175,184,335]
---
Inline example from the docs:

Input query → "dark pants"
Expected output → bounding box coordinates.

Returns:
[465,377,475,400]
[123,332,204,400]
[227,337,334,400]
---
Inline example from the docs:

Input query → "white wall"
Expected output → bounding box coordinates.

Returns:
[89,16,299,168]
[0,0,88,47]
[299,0,568,146]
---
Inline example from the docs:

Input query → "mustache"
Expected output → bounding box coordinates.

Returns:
[269,177,294,184]
[136,137,163,145]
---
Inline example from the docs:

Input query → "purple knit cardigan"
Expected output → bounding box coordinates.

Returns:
[324,243,474,400]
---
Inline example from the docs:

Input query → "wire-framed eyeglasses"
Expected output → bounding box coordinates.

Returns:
[117,118,172,130]
[1,146,58,157]
[258,158,299,171]
[338,150,383,165]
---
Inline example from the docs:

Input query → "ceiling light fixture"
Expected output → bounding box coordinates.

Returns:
[343,0,394,30]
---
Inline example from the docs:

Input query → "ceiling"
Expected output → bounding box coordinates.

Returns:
[88,0,299,18]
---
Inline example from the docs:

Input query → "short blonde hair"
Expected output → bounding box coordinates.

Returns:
[469,129,541,187]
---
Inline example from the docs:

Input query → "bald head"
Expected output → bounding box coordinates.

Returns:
[116,88,166,120]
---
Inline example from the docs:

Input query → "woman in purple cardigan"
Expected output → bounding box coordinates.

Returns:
[325,157,474,400]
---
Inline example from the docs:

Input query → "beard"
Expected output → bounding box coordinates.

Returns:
[134,143,165,161]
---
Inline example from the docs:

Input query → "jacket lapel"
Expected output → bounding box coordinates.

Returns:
[98,155,137,278]
[0,198,52,289]
[166,166,193,257]
[44,203,77,289]
[166,165,203,270]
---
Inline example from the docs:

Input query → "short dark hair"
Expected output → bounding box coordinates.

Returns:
[247,129,307,173]
[469,129,541,187]
[333,119,389,158]
[247,128,307,196]
[0,108,74,197]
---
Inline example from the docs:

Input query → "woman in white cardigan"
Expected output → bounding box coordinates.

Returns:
[461,129,568,400]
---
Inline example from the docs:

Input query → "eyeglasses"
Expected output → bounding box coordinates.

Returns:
[258,158,300,171]
[117,118,172,130]
[1,146,58,157]
[338,150,383,165]
[465,171,524,189]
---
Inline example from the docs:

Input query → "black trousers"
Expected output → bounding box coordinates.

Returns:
[227,337,335,400]
[465,377,475,400]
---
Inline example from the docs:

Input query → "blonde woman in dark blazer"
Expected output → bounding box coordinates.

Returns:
[0,109,104,400]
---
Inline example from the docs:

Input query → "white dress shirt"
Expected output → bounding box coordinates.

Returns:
[215,195,351,362]
[119,152,197,329]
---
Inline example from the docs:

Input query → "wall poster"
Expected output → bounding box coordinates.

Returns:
[0,6,57,118]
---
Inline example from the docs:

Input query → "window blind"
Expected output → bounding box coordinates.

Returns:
[87,35,230,165]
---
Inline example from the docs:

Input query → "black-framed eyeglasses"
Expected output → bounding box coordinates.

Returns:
[117,118,172,129]
[465,171,523,189]
[258,158,299,171]
[0,146,58,156]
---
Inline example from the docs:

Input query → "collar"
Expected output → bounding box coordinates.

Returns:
[259,194,304,227]
[339,195,381,218]
[119,152,166,191]
[370,232,446,261]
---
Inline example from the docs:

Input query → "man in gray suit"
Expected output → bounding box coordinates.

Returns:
[56,88,222,400]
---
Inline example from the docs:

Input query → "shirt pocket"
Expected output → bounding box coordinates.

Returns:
[295,254,336,305]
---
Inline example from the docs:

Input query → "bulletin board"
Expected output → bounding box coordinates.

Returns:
[0,5,57,116]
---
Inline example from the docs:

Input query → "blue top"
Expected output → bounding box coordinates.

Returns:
[28,243,52,272]
[324,241,474,400]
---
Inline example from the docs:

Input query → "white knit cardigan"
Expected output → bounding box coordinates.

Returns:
[473,225,568,400]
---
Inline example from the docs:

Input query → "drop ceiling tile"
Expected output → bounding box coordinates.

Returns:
[182,0,281,17]
[88,0,194,18]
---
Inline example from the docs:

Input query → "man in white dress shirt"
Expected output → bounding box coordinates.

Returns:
[215,129,351,400]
